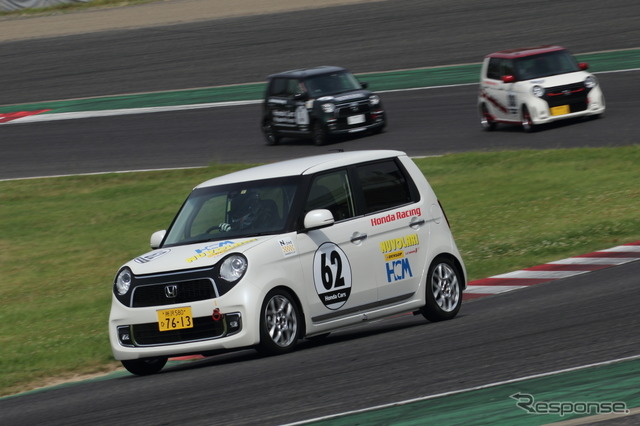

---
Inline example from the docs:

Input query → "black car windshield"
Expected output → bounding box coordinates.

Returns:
[514,50,581,80]
[305,71,363,97]
[163,177,299,247]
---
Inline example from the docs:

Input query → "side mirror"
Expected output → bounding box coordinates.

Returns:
[294,92,309,101]
[360,82,369,89]
[579,62,589,70]
[150,230,166,249]
[303,209,335,230]
[502,75,516,83]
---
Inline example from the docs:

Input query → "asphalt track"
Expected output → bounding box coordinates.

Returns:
[1,0,640,424]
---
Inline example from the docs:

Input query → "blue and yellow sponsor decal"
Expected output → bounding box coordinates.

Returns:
[186,239,257,263]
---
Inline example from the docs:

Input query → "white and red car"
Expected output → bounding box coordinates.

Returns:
[109,150,466,375]
[478,45,605,132]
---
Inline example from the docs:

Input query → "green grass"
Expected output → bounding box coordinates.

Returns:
[1,147,639,397]
[0,0,160,17]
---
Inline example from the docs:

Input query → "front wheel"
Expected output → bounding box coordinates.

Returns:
[121,357,168,376]
[421,257,462,322]
[262,119,280,145]
[257,289,301,355]
[521,106,535,133]
[480,104,496,131]
[312,121,328,146]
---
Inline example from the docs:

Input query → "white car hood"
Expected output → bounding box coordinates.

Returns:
[126,236,271,275]
[524,70,590,88]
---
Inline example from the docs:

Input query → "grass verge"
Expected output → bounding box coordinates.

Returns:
[1,147,639,397]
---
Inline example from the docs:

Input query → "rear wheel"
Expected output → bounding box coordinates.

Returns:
[121,357,168,376]
[262,119,280,145]
[421,257,462,322]
[521,106,535,133]
[257,289,301,355]
[480,104,496,131]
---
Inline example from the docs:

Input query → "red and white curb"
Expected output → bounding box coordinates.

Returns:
[463,241,640,300]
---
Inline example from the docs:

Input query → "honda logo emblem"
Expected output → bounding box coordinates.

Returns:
[164,284,178,298]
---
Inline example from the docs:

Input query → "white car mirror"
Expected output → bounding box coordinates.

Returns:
[303,209,334,230]
[150,230,166,249]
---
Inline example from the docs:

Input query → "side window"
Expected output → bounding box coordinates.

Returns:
[356,160,415,214]
[501,59,515,78]
[269,78,288,97]
[305,170,355,221]
[286,79,305,97]
[487,58,502,80]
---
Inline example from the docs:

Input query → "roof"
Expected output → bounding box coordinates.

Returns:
[267,65,347,80]
[486,45,566,59]
[195,150,407,188]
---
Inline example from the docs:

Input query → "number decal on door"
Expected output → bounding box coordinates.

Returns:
[313,242,352,310]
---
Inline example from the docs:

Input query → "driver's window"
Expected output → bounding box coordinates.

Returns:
[190,195,226,236]
[305,170,355,221]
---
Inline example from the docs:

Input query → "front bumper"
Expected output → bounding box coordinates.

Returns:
[530,86,605,125]
[109,292,259,360]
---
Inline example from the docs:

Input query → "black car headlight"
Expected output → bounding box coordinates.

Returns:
[369,94,381,106]
[531,85,545,98]
[321,103,336,113]
[115,267,133,296]
[584,76,597,89]
[216,254,248,295]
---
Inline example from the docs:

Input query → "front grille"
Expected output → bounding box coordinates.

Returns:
[543,82,591,113]
[131,316,226,346]
[132,279,216,308]
[335,100,373,130]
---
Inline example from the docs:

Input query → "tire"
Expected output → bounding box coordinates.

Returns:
[420,257,462,322]
[257,289,301,355]
[480,104,496,131]
[312,121,328,146]
[521,106,535,133]
[262,119,280,145]
[121,357,168,376]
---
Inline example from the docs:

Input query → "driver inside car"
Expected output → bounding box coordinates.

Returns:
[218,190,277,232]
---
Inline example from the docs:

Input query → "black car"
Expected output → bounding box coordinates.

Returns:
[261,66,386,146]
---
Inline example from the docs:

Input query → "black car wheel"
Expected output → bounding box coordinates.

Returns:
[312,122,328,146]
[480,104,496,131]
[257,289,301,355]
[121,356,168,376]
[420,257,462,322]
[521,106,535,133]
[262,119,280,145]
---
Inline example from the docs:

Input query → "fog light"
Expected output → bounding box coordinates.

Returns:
[118,326,134,347]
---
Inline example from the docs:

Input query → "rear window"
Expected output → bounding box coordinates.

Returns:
[355,160,416,214]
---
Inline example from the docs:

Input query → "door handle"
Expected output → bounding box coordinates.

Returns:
[350,232,367,244]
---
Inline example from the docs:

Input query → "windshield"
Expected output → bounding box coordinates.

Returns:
[305,71,363,97]
[163,177,299,247]
[514,50,580,80]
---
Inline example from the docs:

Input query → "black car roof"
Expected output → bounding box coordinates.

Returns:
[267,65,347,79]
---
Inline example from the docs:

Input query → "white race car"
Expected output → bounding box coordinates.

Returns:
[478,45,605,132]
[109,150,466,375]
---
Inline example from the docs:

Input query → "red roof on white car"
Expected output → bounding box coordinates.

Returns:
[486,45,566,59]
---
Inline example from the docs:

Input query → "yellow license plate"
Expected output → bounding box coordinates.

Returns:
[550,105,570,116]
[157,306,193,331]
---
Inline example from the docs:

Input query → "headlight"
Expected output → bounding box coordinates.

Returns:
[369,94,380,106]
[115,268,132,295]
[584,76,597,89]
[531,85,545,98]
[218,254,247,283]
[321,103,335,113]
